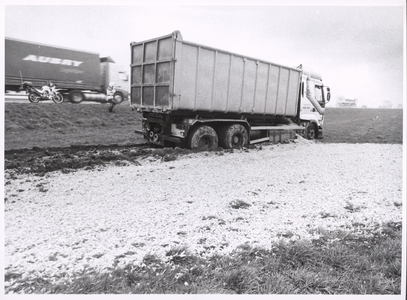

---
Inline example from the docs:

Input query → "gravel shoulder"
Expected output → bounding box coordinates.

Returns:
[4,140,404,285]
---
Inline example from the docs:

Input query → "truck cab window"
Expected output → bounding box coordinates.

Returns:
[315,85,325,107]
[314,86,323,101]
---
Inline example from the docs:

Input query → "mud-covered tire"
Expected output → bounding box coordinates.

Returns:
[187,125,218,150]
[305,123,317,140]
[219,124,249,149]
[28,93,40,103]
[69,90,84,103]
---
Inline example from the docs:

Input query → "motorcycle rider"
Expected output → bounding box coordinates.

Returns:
[107,82,116,112]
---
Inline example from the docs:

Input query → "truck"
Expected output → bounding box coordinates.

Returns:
[336,96,358,107]
[5,37,129,104]
[130,31,330,149]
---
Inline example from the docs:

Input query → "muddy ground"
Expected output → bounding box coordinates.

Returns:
[4,142,243,178]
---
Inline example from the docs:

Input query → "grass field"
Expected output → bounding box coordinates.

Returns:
[3,103,404,151]
[322,107,403,144]
[4,103,143,151]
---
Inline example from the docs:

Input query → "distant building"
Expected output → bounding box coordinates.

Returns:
[379,101,393,108]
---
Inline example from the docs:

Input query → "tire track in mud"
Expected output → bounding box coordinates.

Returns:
[4,143,228,176]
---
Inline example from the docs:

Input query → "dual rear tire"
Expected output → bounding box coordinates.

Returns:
[187,124,248,150]
[219,124,249,149]
[187,125,218,150]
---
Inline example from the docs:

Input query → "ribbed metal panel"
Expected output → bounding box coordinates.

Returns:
[131,32,301,117]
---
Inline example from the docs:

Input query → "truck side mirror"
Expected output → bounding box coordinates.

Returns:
[325,87,331,102]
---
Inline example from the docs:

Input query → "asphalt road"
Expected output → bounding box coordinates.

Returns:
[4,93,100,104]
[4,93,33,103]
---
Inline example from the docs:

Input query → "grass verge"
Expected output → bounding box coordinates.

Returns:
[4,104,403,151]
[5,222,402,295]
[4,103,144,150]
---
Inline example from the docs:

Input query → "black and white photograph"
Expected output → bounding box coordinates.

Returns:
[2,0,406,297]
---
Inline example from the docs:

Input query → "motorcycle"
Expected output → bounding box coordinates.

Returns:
[20,81,64,104]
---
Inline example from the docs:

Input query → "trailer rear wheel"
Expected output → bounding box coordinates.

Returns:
[305,123,317,140]
[220,124,248,149]
[69,90,84,103]
[187,125,218,150]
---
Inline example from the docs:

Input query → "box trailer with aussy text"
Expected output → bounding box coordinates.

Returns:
[5,37,129,104]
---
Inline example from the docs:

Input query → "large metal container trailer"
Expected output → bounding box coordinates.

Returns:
[130,31,330,149]
[5,37,129,104]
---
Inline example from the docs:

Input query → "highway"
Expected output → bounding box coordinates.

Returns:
[4,92,33,103]
[4,93,101,104]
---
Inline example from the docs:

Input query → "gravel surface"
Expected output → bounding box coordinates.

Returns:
[4,139,403,286]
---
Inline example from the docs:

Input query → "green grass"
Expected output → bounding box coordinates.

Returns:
[4,104,403,151]
[4,222,402,294]
[322,107,403,144]
[4,103,144,150]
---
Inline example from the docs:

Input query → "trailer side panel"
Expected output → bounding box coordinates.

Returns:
[5,37,101,91]
[130,32,301,117]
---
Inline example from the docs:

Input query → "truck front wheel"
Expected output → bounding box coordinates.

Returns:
[305,123,317,140]
[220,124,248,149]
[187,125,218,150]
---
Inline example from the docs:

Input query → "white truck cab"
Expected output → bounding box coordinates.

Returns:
[299,69,331,139]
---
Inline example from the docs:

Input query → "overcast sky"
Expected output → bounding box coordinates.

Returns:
[3,0,406,108]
